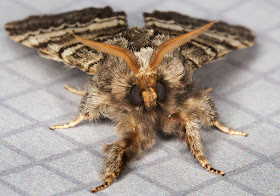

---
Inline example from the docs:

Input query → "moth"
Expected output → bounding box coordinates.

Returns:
[5,7,255,192]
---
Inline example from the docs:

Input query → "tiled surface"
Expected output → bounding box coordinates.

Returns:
[0,0,280,195]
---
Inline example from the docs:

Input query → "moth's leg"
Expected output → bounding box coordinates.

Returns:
[205,88,213,93]
[92,118,154,192]
[64,84,86,96]
[181,116,224,176]
[49,114,88,130]
[213,121,248,136]
[179,92,225,175]
[91,138,129,192]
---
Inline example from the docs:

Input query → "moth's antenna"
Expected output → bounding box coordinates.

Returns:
[73,35,140,73]
[149,20,216,70]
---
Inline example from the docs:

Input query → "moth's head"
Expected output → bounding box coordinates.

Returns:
[74,20,215,109]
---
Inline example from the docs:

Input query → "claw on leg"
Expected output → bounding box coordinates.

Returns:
[49,114,87,130]
[213,121,248,137]
[64,84,86,96]
[91,174,115,193]
[189,140,225,176]
[204,163,225,175]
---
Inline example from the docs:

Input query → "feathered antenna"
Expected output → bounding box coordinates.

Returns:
[73,35,140,73]
[149,20,216,70]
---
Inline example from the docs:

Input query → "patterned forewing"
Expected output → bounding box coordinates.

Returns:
[5,7,128,75]
[144,11,255,70]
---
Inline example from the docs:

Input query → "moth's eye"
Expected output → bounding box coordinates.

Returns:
[156,82,167,101]
[129,85,144,106]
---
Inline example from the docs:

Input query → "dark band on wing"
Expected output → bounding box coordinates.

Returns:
[144,11,255,70]
[5,7,128,75]
[5,7,124,35]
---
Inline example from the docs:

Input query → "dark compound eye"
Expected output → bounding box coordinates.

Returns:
[129,85,144,106]
[156,81,167,102]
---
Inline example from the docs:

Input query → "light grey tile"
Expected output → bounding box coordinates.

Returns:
[4,90,78,122]
[0,1,39,30]
[225,79,280,116]
[204,140,259,172]
[0,182,21,196]
[0,106,33,132]
[269,0,280,6]
[104,0,161,10]
[268,68,280,83]
[231,122,280,156]
[8,55,74,85]
[0,144,30,172]
[233,163,280,196]
[0,32,34,63]
[138,157,215,191]
[228,39,280,72]
[0,69,33,98]
[19,0,73,13]
[143,0,209,18]
[222,0,280,31]
[48,70,87,103]
[268,27,280,43]
[272,113,280,125]
[130,144,169,169]
[47,151,102,184]
[2,166,76,195]
[214,100,256,128]
[59,0,109,13]
[194,60,255,95]
[3,127,76,160]
[191,181,253,196]
[156,136,188,158]
[70,190,94,196]
[103,173,169,195]
[190,0,241,13]
[58,122,115,145]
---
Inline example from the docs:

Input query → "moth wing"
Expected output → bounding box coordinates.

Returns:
[144,11,255,70]
[5,7,128,75]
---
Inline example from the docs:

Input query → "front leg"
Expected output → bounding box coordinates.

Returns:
[49,114,88,130]
[178,92,225,175]
[180,113,224,175]
[92,117,155,192]
[213,121,248,136]
[50,84,106,130]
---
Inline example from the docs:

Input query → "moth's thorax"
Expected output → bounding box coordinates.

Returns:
[133,47,157,108]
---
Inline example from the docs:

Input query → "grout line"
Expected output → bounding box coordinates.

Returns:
[0,178,30,196]
[133,170,177,193]
[176,177,221,195]
[0,70,85,103]
[51,180,108,196]
[224,177,266,196]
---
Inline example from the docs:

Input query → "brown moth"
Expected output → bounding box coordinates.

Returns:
[5,7,255,192]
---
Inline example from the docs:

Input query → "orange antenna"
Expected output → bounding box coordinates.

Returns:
[73,35,140,73]
[149,20,216,70]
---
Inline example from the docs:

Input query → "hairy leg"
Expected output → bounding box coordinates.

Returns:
[181,115,224,175]
[91,139,129,192]
[49,114,88,130]
[92,118,154,192]
[64,84,86,96]
[213,121,248,136]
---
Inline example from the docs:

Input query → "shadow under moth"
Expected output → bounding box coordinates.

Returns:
[5,6,255,192]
